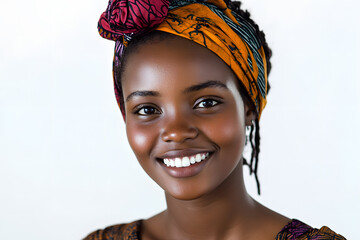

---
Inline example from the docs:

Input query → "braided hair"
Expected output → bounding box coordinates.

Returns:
[116,0,272,195]
[225,0,272,195]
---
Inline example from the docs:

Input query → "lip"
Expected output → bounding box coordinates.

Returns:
[157,149,212,159]
[156,150,214,178]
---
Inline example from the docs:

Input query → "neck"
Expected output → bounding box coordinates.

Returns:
[163,163,258,239]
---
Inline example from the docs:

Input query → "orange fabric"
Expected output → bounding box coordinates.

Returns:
[155,1,268,117]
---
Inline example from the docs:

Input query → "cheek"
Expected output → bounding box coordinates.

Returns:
[204,106,246,152]
[126,122,157,161]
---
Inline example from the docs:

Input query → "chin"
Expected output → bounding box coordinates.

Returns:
[164,184,212,201]
[161,174,228,201]
[162,160,244,201]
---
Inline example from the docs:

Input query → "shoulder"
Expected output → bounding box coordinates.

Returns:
[83,220,142,240]
[275,219,346,240]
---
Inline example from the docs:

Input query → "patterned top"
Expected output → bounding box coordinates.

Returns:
[83,219,346,240]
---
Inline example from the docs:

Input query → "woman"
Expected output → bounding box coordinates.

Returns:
[84,0,346,239]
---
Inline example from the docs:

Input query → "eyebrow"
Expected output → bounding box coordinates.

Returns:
[126,80,228,102]
[126,91,159,102]
[184,80,228,93]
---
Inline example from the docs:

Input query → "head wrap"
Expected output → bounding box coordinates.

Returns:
[98,0,268,119]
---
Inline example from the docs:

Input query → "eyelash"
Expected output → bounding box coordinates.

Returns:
[133,97,222,116]
[133,105,161,116]
[194,98,221,109]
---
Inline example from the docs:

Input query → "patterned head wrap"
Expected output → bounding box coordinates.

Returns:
[98,0,268,119]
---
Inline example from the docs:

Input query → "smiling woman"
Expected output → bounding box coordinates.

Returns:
[123,35,253,201]
[83,0,346,239]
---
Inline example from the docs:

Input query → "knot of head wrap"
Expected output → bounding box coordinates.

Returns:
[98,0,268,119]
[98,0,170,40]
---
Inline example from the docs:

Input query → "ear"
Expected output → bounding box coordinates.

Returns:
[244,103,256,126]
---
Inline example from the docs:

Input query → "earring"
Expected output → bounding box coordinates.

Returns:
[245,126,250,145]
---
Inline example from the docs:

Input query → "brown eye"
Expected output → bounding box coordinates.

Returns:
[136,106,160,115]
[196,99,220,108]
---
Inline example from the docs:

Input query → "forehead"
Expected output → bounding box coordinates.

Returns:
[121,35,239,93]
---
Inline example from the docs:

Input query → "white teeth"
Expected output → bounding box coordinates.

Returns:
[175,158,182,167]
[195,154,202,163]
[182,157,190,167]
[170,159,175,167]
[161,153,211,168]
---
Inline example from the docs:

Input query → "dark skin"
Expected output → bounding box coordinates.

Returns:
[121,36,290,240]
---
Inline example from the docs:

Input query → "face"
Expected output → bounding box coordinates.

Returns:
[122,35,255,200]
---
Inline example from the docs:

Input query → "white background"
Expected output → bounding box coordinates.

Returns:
[0,0,359,239]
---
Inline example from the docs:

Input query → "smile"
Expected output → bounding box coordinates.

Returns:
[162,152,210,168]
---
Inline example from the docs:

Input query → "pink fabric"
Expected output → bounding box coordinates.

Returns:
[98,0,170,119]
[98,0,169,40]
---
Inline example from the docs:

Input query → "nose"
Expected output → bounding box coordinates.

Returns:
[160,114,199,143]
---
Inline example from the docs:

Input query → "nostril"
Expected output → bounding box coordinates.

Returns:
[161,127,199,143]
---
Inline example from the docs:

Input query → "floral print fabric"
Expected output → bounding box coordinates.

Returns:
[83,219,346,240]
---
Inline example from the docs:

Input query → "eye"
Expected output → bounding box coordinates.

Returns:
[195,99,220,108]
[134,105,161,116]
